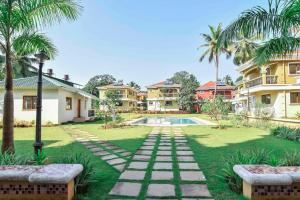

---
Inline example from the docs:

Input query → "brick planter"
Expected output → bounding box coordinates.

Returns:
[234,165,300,200]
[0,164,83,200]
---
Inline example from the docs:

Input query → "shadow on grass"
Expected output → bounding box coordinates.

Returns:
[186,132,300,200]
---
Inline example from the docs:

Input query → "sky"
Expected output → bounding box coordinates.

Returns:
[45,0,266,89]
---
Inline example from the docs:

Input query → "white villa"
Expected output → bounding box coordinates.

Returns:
[0,76,98,124]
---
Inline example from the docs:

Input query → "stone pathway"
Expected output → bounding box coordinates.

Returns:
[63,126,131,172]
[109,127,214,199]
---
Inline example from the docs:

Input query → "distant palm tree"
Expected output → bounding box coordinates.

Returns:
[0,0,82,153]
[219,0,300,65]
[199,23,231,99]
[232,36,258,66]
[223,75,234,86]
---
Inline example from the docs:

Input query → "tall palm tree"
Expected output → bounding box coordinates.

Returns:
[0,0,82,153]
[199,23,231,99]
[232,36,258,66]
[223,75,233,86]
[219,0,300,65]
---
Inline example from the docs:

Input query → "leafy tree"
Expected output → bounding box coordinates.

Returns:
[103,91,121,122]
[170,71,199,111]
[127,81,141,91]
[0,0,82,153]
[83,74,116,96]
[222,75,234,86]
[199,23,231,99]
[219,0,300,65]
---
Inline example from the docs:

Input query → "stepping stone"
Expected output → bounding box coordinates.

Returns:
[128,162,149,169]
[151,171,173,180]
[140,146,155,150]
[93,151,110,156]
[119,170,146,180]
[153,162,172,170]
[159,143,172,146]
[156,156,172,162]
[90,147,102,152]
[136,150,153,155]
[178,163,200,170]
[109,182,141,197]
[158,146,172,150]
[180,171,206,181]
[114,149,125,153]
[102,154,118,161]
[177,156,195,162]
[177,151,193,156]
[157,151,172,156]
[85,145,97,149]
[144,142,156,146]
[145,139,156,142]
[177,146,191,151]
[176,143,188,146]
[133,155,151,161]
[147,184,175,197]
[180,184,212,197]
[175,140,188,143]
[113,164,126,172]
[107,158,126,165]
[120,152,131,157]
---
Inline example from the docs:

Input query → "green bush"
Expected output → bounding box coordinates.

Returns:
[55,154,99,195]
[270,126,300,141]
[0,153,31,165]
[282,151,300,166]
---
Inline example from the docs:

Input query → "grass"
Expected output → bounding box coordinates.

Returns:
[0,114,299,199]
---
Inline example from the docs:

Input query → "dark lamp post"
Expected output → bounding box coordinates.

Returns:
[33,50,49,155]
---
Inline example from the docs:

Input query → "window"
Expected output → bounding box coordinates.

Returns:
[116,101,123,107]
[261,94,271,104]
[66,97,72,110]
[290,92,300,104]
[23,96,37,110]
[165,101,173,106]
[289,63,300,75]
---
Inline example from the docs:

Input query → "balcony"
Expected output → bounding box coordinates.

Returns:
[159,93,179,98]
[246,75,278,88]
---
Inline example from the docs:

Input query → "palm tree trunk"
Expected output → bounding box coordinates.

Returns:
[2,43,15,153]
[214,55,219,100]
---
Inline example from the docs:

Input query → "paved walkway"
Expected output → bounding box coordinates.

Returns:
[63,126,132,172]
[108,127,213,199]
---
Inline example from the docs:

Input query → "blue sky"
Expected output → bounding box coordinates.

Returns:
[46,0,266,89]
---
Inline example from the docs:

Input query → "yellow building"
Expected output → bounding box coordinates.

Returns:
[146,81,181,111]
[234,53,300,118]
[98,83,138,111]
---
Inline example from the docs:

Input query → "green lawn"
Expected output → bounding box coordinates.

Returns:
[0,114,299,200]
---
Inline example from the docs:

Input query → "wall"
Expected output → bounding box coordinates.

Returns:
[147,100,179,111]
[0,89,59,124]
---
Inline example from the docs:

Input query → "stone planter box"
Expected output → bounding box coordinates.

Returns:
[234,165,300,200]
[0,164,83,200]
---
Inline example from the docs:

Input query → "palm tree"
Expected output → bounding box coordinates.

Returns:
[0,0,82,153]
[223,75,233,86]
[219,0,300,65]
[232,36,258,66]
[199,23,231,99]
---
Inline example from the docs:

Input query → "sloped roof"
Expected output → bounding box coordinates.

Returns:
[0,76,98,100]
[97,84,138,92]
[146,81,181,89]
[196,81,235,91]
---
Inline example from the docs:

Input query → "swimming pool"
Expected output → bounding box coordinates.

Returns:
[132,117,200,126]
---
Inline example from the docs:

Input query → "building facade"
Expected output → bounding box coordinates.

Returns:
[98,83,138,111]
[146,81,181,111]
[233,53,300,118]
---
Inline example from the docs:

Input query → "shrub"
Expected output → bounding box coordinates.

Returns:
[0,153,31,165]
[14,120,34,128]
[55,154,99,195]
[33,150,47,165]
[282,151,300,166]
[270,126,300,141]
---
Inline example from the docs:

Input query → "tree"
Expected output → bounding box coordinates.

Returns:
[222,75,234,86]
[232,36,258,66]
[103,91,121,122]
[219,0,300,65]
[83,74,116,96]
[127,81,141,91]
[170,71,199,111]
[0,0,82,153]
[199,23,231,99]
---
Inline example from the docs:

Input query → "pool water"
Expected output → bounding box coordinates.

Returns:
[132,117,199,125]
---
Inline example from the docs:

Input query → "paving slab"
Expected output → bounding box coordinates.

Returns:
[136,150,153,155]
[176,146,191,151]
[180,171,206,181]
[119,170,146,180]
[128,162,149,170]
[140,146,155,150]
[102,154,118,161]
[155,156,172,162]
[151,171,173,180]
[158,146,172,150]
[178,163,200,170]
[180,184,212,197]
[107,158,126,165]
[93,151,110,156]
[153,162,173,170]
[109,182,141,197]
[176,151,193,156]
[159,142,172,146]
[157,151,172,156]
[133,155,151,161]
[120,152,131,157]
[144,142,156,146]
[147,184,175,197]
[113,164,126,172]
[177,156,195,162]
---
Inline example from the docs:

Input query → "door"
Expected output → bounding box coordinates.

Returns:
[77,99,81,118]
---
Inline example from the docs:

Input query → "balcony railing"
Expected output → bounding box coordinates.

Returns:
[245,75,278,88]
[159,93,179,98]
[266,75,278,84]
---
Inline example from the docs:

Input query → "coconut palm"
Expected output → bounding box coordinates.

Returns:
[232,36,258,66]
[0,0,82,153]
[219,0,300,65]
[199,23,231,99]
[223,75,234,86]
